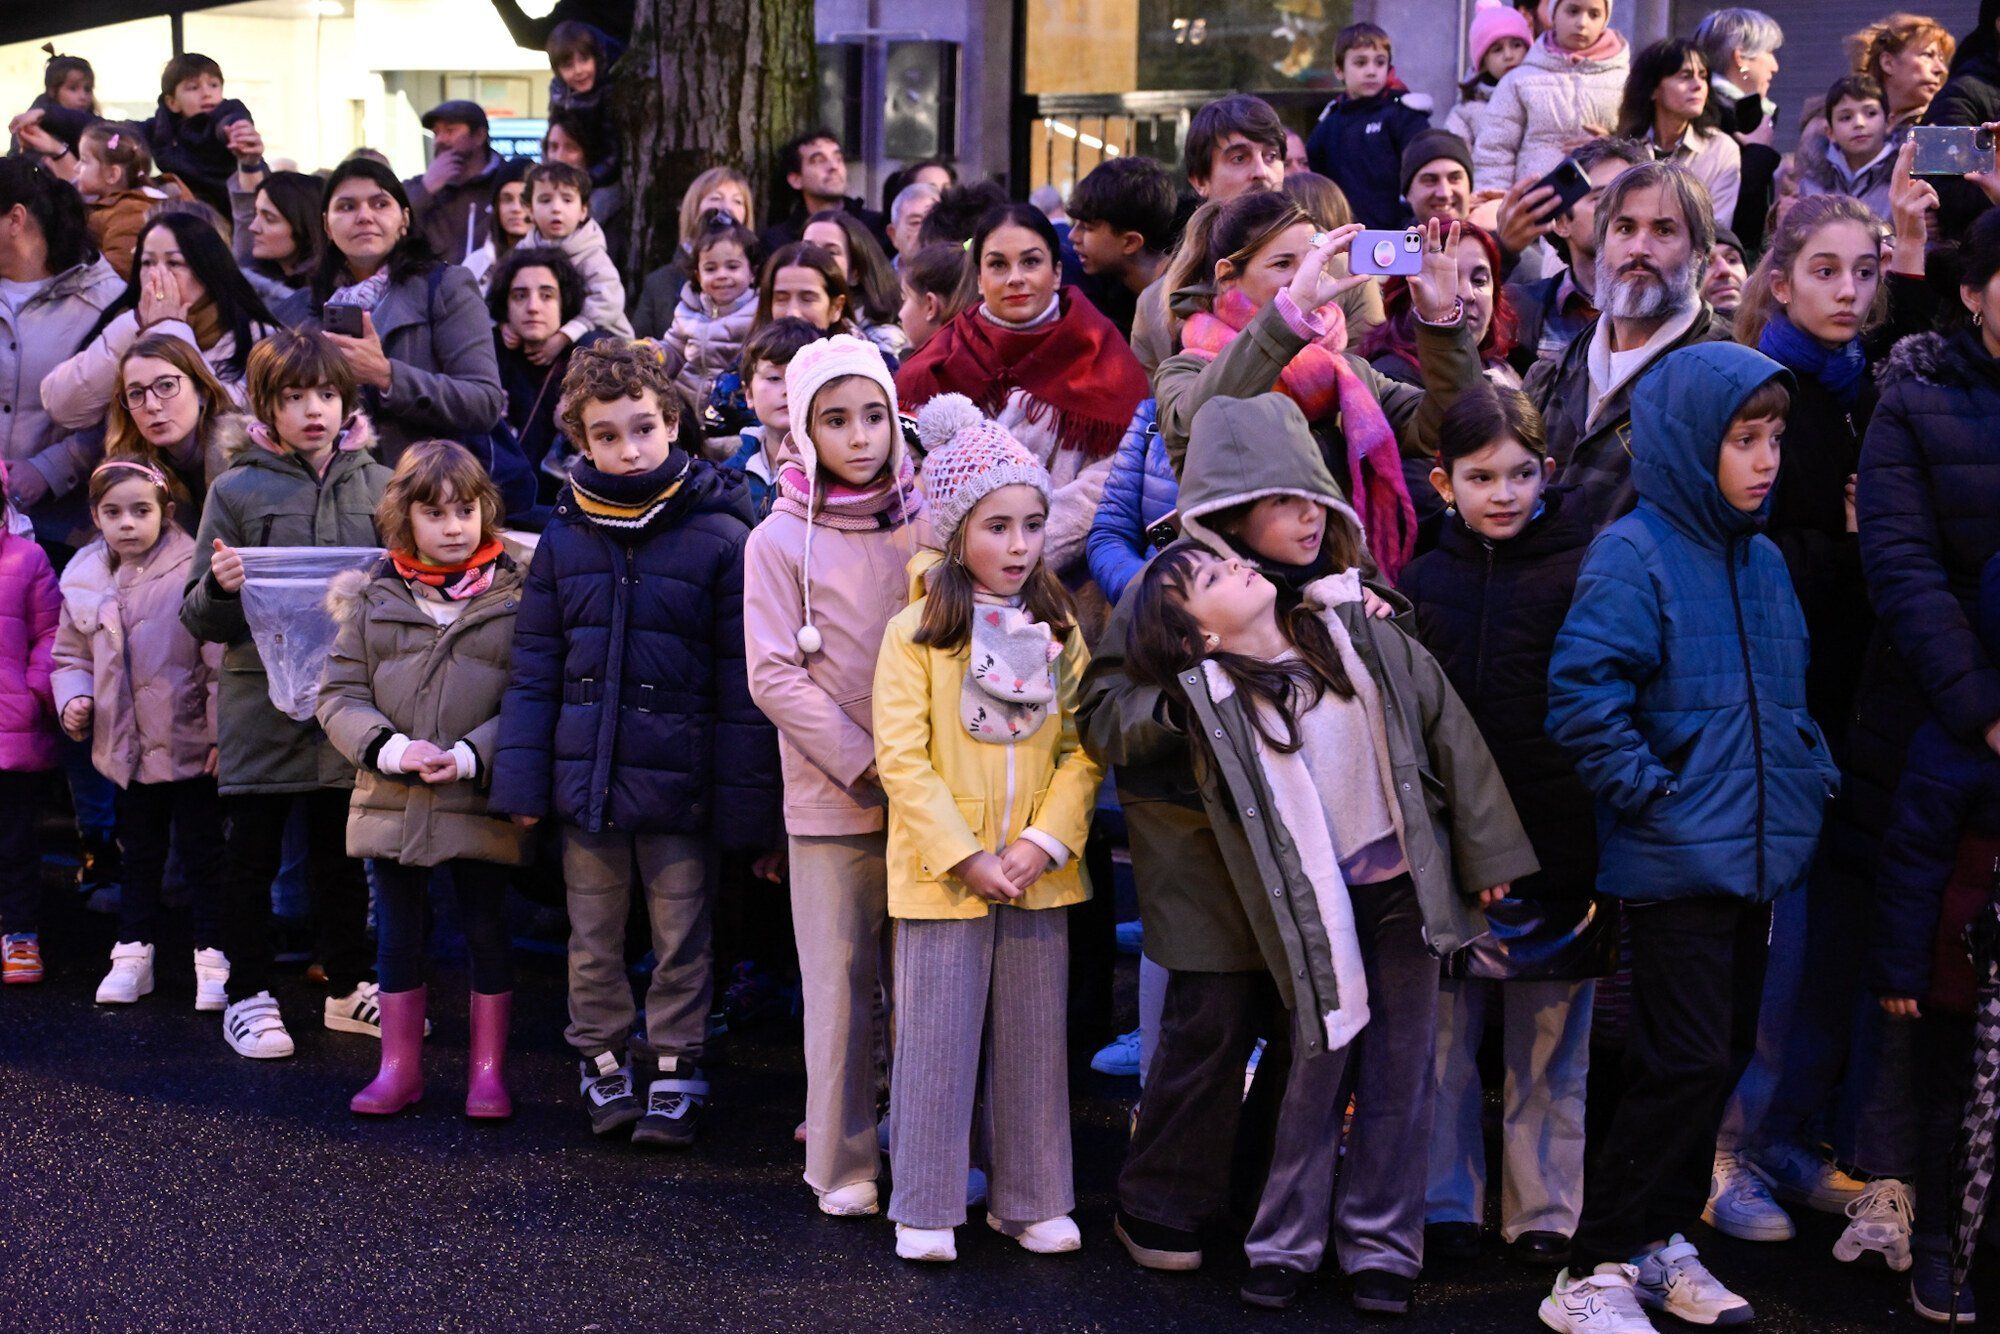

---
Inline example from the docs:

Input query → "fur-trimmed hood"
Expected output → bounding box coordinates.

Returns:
[324,564,376,625]
[235,409,378,461]
[1877,329,2000,394]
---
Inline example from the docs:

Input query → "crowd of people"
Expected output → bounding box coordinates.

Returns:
[5,0,2000,1327]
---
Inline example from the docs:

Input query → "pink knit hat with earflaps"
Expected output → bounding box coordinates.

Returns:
[1466,0,1534,80]
[915,394,1051,550]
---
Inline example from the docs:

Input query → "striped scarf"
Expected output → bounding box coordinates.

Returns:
[569,454,690,539]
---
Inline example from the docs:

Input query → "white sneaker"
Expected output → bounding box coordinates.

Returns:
[223,992,295,1059]
[1636,1235,1753,1326]
[1539,1264,1659,1333]
[1748,1139,1866,1213]
[1704,1149,1796,1241]
[818,1181,879,1216]
[894,1224,956,1262]
[1090,1028,1143,1077]
[193,948,230,1012]
[325,980,382,1036]
[988,1213,1081,1254]
[1834,1178,1915,1272]
[93,941,154,1004]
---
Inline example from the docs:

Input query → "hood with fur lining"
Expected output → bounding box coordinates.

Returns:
[1176,392,1367,561]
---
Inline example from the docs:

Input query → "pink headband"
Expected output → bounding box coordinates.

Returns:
[91,458,170,490]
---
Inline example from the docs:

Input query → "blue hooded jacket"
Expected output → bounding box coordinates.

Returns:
[1547,342,1839,903]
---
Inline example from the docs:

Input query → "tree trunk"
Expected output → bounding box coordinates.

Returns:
[615,0,815,274]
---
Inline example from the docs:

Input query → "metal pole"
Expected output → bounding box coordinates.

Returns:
[171,9,185,55]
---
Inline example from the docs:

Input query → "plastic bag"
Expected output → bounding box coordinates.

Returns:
[237,546,383,722]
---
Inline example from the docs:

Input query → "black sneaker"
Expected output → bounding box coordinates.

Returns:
[631,1056,708,1149]
[1241,1264,1308,1310]
[579,1052,642,1136]
[1351,1268,1413,1316]
[1114,1211,1202,1271]
[1425,1221,1481,1263]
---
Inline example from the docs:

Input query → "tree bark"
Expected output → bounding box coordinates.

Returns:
[615,0,815,273]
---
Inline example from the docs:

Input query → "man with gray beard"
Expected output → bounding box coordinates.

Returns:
[1519,160,1735,527]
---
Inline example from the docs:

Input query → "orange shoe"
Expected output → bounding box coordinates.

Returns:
[3,934,44,984]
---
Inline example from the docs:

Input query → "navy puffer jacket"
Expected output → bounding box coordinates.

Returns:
[489,458,781,845]
[1548,342,1839,903]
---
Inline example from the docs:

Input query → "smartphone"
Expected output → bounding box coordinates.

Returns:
[1350,228,1424,278]
[321,303,365,337]
[1527,156,1593,219]
[1912,125,1996,176]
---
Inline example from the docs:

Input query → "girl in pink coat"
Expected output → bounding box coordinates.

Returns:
[0,461,64,985]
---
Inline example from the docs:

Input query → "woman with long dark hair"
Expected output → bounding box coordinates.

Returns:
[1618,38,1742,226]
[231,168,324,301]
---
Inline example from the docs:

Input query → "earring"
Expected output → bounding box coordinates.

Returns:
[1203,632,1220,651]
[1444,503,1456,516]
[1979,309,1987,328]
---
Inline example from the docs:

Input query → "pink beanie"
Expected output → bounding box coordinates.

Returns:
[1466,0,1534,78]
[915,394,1050,549]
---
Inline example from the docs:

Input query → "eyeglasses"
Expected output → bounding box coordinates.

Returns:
[122,375,186,410]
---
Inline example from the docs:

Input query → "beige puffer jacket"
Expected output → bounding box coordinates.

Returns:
[1472,34,1631,192]
[316,557,531,868]
[52,527,220,789]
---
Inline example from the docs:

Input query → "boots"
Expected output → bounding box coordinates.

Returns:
[465,990,513,1119]
[350,985,426,1115]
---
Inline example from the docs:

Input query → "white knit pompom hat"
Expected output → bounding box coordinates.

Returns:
[785,334,901,488]
[916,394,1051,549]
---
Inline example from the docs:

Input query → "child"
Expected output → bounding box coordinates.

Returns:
[896,242,966,354]
[1446,0,1535,147]
[1398,386,1610,1268]
[670,220,762,414]
[544,21,621,194]
[723,317,821,517]
[319,440,529,1119]
[1119,392,1534,1316]
[1542,343,1838,1333]
[1066,156,1179,343]
[54,459,225,1008]
[463,157,535,296]
[1799,74,1894,221]
[515,161,634,351]
[76,123,189,280]
[142,52,262,219]
[0,467,61,986]
[801,210,907,359]
[8,47,96,167]
[1472,0,1630,193]
[491,338,780,1148]
[1305,23,1432,229]
[744,335,928,1217]
[181,328,392,1060]
[873,393,1103,1263]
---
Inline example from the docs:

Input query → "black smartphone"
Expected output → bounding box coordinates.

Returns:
[321,303,365,337]
[1527,157,1593,220]
[1728,94,1764,137]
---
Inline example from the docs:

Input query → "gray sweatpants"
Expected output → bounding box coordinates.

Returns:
[1427,976,1595,1241]
[790,831,893,1194]
[889,905,1072,1230]
[562,827,711,1063]
[1245,875,1437,1277]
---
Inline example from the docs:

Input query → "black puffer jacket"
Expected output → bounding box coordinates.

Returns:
[1852,328,2000,837]
[1399,488,1597,909]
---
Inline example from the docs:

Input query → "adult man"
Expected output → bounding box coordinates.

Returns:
[404,100,504,265]
[759,130,889,254]
[887,181,940,266]
[1522,160,1732,526]
[1130,94,1288,373]
[1506,136,1650,368]
[1402,128,1474,228]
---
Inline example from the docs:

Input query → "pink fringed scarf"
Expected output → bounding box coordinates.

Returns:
[771,456,924,532]
[1181,288,1417,582]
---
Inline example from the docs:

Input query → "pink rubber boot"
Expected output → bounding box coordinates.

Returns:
[350,986,426,1115]
[465,990,513,1119]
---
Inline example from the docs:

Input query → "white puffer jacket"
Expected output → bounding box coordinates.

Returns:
[1473,33,1630,192]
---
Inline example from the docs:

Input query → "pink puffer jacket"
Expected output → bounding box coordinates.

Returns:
[0,521,61,773]
[52,528,219,789]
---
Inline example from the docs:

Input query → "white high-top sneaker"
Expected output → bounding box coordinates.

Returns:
[193,948,230,1013]
[94,941,155,1004]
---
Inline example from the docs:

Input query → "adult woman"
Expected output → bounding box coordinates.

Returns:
[632,166,754,338]
[104,333,246,532]
[41,211,274,451]
[488,247,597,514]
[895,203,1148,579]
[1849,13,1956,138]
[1619,39,1741,226]
[461,157,533,296]
[1151,193,1469,583]
[0,158,123,538]
[802,208,907,357]
[230,169,324,303]
[1284,170,1386,341]
[1693,7,1783,249]
[754,242,859,336]
[299,157,503,466]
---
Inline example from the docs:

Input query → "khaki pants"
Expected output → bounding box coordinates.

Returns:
[562,827,711,1062]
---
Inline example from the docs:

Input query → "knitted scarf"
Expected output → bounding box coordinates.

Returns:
[772,455,924,532]
[1546,26,1624,65]
[391,537,505,601]
[1758,310,1867,409]
[1182,288,1417,583]
[327,267,393,311]
[569,453,690,540]
[894,287,1148,460]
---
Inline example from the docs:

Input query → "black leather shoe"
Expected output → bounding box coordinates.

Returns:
[1351,1268,1413,1315]
[1425,1221,1481,1262]
[1115,1212,1202,1271]
[1240,1264,1309,1310]
[1509,1231,1573,1268]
